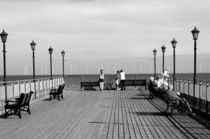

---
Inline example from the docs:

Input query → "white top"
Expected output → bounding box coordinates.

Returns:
[99,73,104,79]
[120,72,125,80]
[155,79,162,88]
[115,79,119,85]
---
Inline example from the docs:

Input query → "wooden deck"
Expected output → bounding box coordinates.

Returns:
[0,87,210,139]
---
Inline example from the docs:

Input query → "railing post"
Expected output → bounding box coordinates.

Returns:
[206,82,209,113]
[24,81,26,93]
[187,80,190,102]
[42,79,44,97]
[184,80,186,97]
[56,78,57,86]
[29,80,31,92]
[12,83,14,99]
[18,80,21,95]
[38,79,40,99]
[44,79,47,95]
[199,81,202,110]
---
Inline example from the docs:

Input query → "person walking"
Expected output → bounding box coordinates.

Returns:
[99,69,104,91]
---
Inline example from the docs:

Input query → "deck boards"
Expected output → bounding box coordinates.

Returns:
[0,87,210,139]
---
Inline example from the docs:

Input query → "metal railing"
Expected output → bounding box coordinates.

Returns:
[0,77,64,114]
[169,78,210,113]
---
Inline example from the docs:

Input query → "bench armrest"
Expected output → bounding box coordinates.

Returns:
[50,88,58,91]
[5,100,18,105]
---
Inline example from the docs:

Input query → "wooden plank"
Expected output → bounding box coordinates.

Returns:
[1,88,210,139]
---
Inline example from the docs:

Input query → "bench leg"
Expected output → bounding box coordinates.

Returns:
[170,105,174,114]
[18,109,22,119]
[4,109,7,118]
[28,105,31,114]
[165,104,170,113]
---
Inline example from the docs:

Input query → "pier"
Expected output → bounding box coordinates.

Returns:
[0,86,210,139]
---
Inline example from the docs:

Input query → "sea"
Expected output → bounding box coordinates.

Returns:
[1,73,210,85]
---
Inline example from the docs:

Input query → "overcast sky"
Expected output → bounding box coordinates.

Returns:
[0,0,210,74]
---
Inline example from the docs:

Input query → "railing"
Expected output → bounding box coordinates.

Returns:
[169,78,210,113]
[0,77,64,114]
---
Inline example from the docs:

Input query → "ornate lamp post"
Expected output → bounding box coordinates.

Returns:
[48,47,53,87]
[153,49,157,78]
[161,45,166,73]
[61,50,65,78]
[0,29,8,103]
[30,40,36,98]
[191,26,200,105]
[171,38,177,90]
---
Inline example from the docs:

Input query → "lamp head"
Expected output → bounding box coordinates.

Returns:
[30,40,36,51]
[171,38,177,48]
[191,26,200,40]
[153,49,157,55]
[161,45,166,53]
[61,50,65,56]
[48,47,53,54]
[0,29,8,43]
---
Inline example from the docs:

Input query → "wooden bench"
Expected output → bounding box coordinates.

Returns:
[49,84,65,101]
[124,79,147,89]
[148,82,191,114]
[20,91,33,114]
[80,81,99,90]
[4,91,33,119]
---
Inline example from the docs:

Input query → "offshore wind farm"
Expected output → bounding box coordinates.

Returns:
[0,0,210,139]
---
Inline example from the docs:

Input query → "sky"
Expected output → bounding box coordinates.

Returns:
[0,0,210,75]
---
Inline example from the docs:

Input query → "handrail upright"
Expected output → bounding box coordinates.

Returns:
[18,80,21,95]
[206,82,209,113]
[187,80,190,102]
[24,81,26,93]
[29,80,31,93]
[199,81,202,110]
[12,83,15,100]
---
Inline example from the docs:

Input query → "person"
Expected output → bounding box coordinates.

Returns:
[155,76,162,89]
[149,76,164,96]
[165,84,192,113]
[158,70,169,90]
[119,69,126,90]
[99,69,104,91]
[149,76,154,84]
[165,84,180,99]
[114,77,120,90]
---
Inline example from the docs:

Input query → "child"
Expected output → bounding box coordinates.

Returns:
[115,77,120,91]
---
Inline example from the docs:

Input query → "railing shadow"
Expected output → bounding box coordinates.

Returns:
[133,111,171,116]
[148,98,210,138]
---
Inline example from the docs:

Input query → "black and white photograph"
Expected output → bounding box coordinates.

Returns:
[0,0,210,138]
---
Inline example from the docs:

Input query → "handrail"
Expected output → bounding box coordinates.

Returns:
[0,77,64,114]
[168,78,210,113]
[0,77,62,86]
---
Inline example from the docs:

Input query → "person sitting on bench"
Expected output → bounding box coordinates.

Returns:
[149,76,163,91]
[165,84,192,113]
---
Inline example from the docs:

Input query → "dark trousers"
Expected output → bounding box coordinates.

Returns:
[120,80,125,90]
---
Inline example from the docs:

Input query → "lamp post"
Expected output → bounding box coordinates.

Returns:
[61,50,65,78]
[161,45,166,73]
[191,26,200,105]
[153,49,157,78]
[0,30,8,103]
[171,38,177,90]
[48,47,53,88]
[30,40,36,98]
